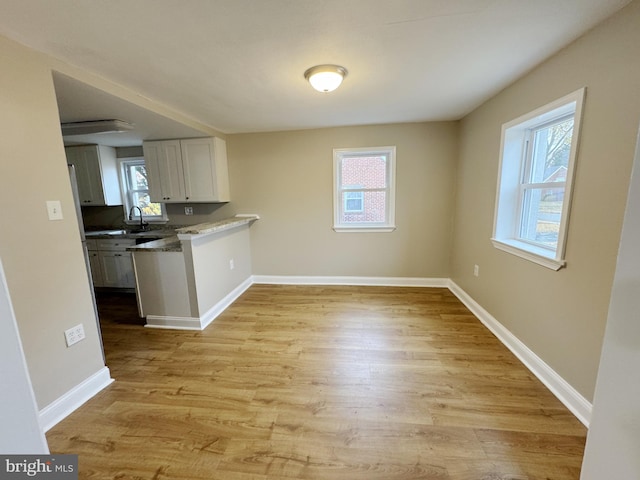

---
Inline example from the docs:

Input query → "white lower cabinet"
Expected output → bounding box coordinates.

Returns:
[86,239,103,287]
[88,250,103,287]
[90,238,136,289]
[99,252,135,289]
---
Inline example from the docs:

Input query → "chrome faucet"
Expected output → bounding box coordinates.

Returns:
[129,206,149,231]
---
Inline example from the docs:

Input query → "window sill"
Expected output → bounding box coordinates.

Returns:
[333,225,396,233]
[491,238,565,271]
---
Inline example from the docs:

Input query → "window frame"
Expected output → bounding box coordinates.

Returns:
[491,88,585,270]
[333,146,396,233]
[118,157,168,224]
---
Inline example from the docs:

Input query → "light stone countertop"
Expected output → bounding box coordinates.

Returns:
[85,228,177,240]
[126,236,182,253]
[127,215,259,252]
[175,215,260,236]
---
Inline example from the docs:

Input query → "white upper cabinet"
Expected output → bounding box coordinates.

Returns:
[143,137,230,203]
[65,145,122,206]
[144,140,185,202]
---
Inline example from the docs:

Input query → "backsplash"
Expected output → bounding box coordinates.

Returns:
[81,203,235,229]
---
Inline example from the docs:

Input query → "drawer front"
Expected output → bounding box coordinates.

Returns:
[85,239,98,250]
[97,238,136,251]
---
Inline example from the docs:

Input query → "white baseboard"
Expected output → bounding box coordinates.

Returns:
[200,277,254,329]
[252,275,449,287]
[448,280,592,427]
[145,315,203,330]
[145,277,254,331]
[39,366,113,432]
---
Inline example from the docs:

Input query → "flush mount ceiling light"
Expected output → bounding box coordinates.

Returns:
[61,119,134,136]
[304,64,348,93]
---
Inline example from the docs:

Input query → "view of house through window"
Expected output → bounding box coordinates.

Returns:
[120,158,165,221]
[333,146,396,232]
[519,115,574,247]
[492,88,585,270]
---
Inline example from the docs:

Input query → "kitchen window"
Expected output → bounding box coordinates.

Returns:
[119,158,167,223]
[492,88,585,270]
[333,146,396,232]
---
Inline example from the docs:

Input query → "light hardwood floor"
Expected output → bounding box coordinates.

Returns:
[47,285,587,479]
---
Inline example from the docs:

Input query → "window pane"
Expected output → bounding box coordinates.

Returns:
[344,191,363,212]
[528,117,574,184]
[128,164,150,189]
[341,156,387,189]
[130,192,161,216]
[340,191,386,223]
[520,187,565,248]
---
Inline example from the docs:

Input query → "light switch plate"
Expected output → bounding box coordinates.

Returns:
[46,200,63,220]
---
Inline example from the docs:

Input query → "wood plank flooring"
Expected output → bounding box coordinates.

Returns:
[46,285,587,479]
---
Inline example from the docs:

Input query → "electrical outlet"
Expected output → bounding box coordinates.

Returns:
[64,324,85,347]
[229,259,235,270]
[46,200,63,220]
[184,206,193,215]
[473,264,480,277]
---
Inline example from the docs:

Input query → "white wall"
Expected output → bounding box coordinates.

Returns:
[580,128,640,478]
[0,259,48,453]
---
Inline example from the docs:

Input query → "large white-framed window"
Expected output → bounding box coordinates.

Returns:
[492,88,585,270]
[119,158,168,224]
[333,146,396,232]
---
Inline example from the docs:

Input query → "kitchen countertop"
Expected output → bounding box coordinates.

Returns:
[175,215,259,236]
[85,228,177,240]
[126,236,183,252]
[99,215,261,253]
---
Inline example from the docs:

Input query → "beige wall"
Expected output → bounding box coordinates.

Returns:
[84,123,459,281]
[0,36,106,408]
[226,122,458,278]
[450,0,640,401]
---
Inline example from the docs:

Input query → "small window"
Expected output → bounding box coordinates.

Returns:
[333,146,396,232]
[119,158,167,223]
[492,88,585,270]
[344,189,364,213]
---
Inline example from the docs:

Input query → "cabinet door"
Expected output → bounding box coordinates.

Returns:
[99,252,120,287]
[88,251,103,287]
[143,141,185,202]
[181,138,217,202]
[115,253,136,289]
[65,145,121,206]
[99,252,135,288]
[67,147,104,205]
[181,137,230,202]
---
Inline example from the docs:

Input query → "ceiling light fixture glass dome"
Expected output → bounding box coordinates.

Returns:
[304,65,348,93]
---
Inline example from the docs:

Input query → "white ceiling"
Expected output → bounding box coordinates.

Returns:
[0,0,632,142]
